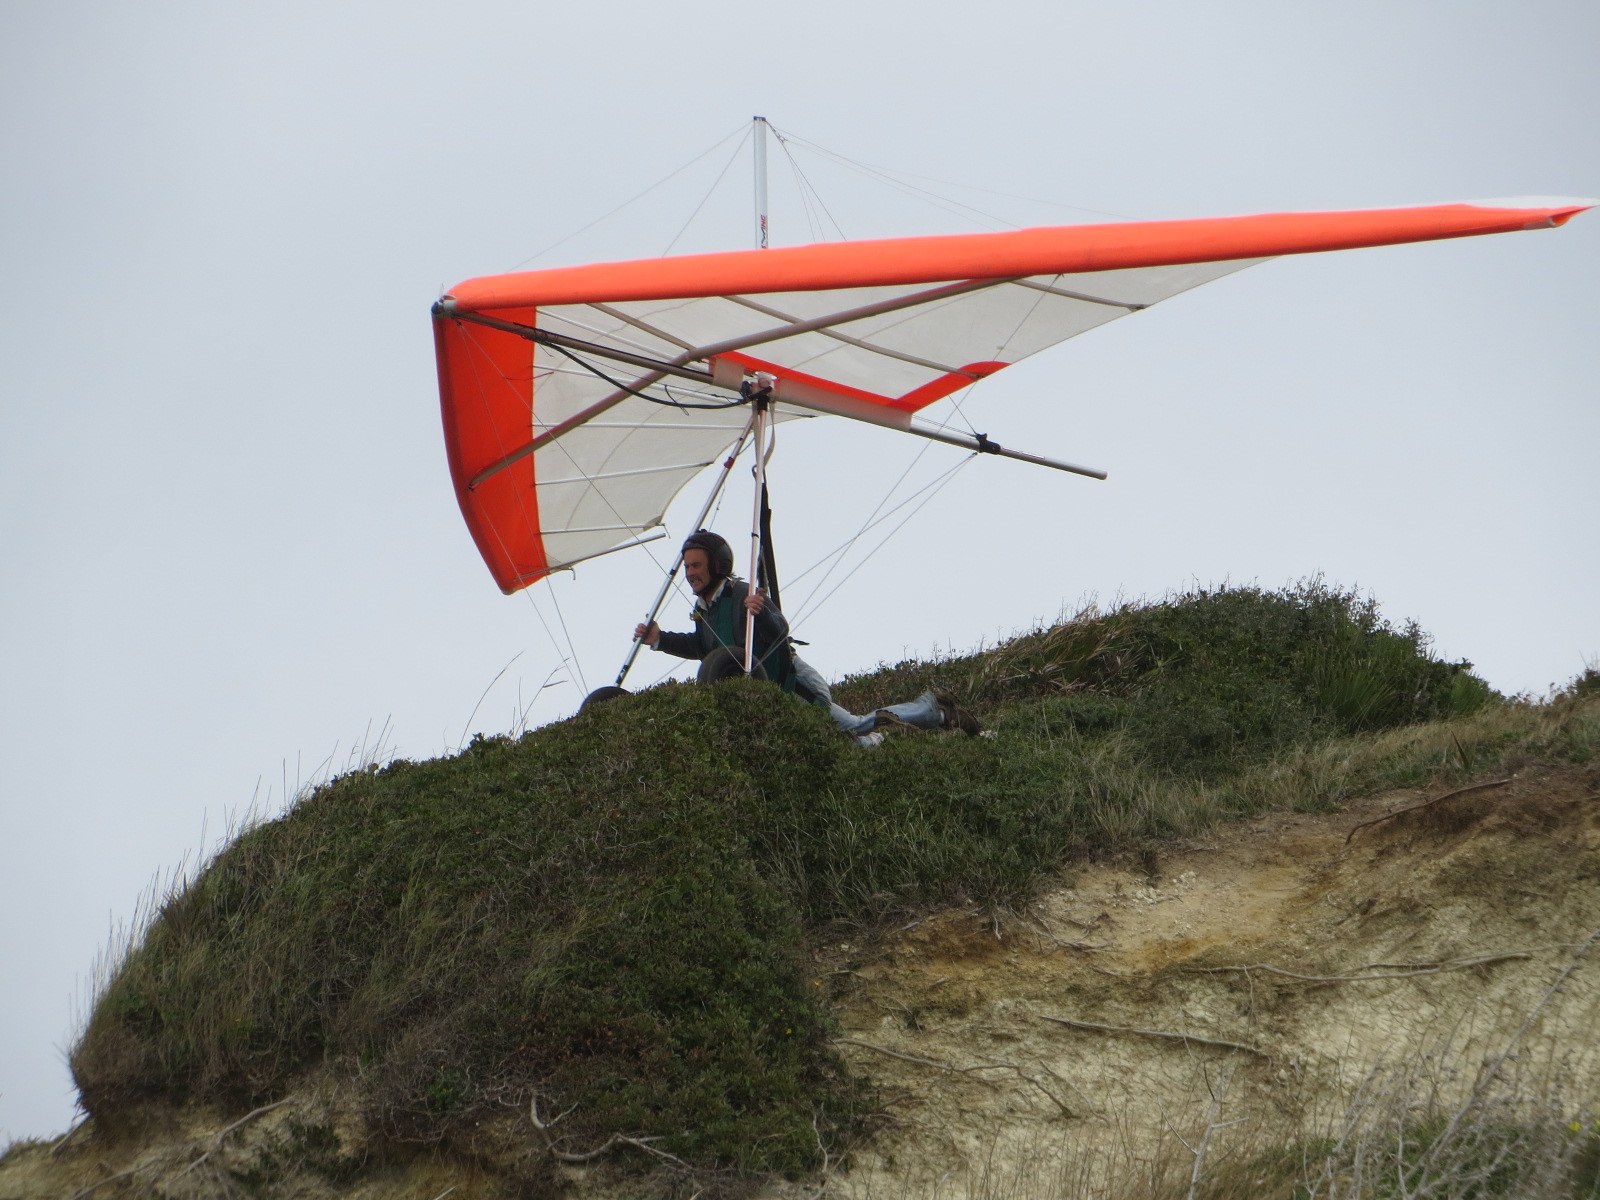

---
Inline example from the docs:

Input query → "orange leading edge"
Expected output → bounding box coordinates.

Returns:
[433,199,1592,594]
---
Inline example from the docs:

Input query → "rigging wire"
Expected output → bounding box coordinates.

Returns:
[800,454,972,630]
[789,455,976,635]
[780,145,823,244]
[928,282,1053,442]
[766,124,1056,453]
[504,124,750,271]
[786,439,933,616]
[770,126,1018,233]
[446,325,589,705]
[541,580,589,697]
[772,127,848,242]
[521,589,576,675]
[481,123,1089,703]
[786,450,971,630]
[770,126,1131,228]
[795,153,826,243]
[747,125,1038,630]
[661,127,755,256]
[539,338,745,411]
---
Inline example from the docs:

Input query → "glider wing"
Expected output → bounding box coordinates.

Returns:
[433,198,1590,593]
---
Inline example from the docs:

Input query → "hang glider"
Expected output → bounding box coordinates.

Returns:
[433,198,1591,594]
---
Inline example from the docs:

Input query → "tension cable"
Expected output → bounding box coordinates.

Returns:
[540,338,744,411]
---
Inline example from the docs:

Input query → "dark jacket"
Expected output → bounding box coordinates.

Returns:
[655,576,795,686]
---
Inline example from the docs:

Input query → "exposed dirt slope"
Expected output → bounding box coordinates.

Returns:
[6,763,1597,1199]
[822,761,1600,1196]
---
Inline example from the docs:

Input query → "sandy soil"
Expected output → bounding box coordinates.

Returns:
[819,761,1600,1197]
[6,763,1596,1199]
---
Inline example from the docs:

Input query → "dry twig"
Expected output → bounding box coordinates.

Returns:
[834,1037,1075,1113]
[1185,1066,1245,1200]
[832,1037,1003,1087]
[804,1110,833,1200]
[528,1095,692,1170]
[50,1119,87,1158]
[1419,925,1600,1179]
[1033,1057,1104,1119]
[165,1099,292,1184]
[1038,1014,1269,1060]
[1187,951,1530,984]
[1025,913,1108,953]
[1007,1066,1078,1118]
[66,1167,140,1200]
[1344,777,1514,844]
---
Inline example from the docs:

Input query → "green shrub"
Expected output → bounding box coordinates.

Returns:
[73,581,1547,1187]
[74,683,858,1175]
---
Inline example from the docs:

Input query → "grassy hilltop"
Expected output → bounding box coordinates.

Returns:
[52,583,1600,1195]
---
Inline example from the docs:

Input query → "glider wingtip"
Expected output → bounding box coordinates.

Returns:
[1551,199,1599,226]
[1467,196,1599,226]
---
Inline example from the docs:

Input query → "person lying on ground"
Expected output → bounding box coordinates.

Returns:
[635,530,982,745]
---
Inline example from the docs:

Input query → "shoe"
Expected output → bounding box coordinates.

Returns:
[856,731,885,748]
[932,690,982,736]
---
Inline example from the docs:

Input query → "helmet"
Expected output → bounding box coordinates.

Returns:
[681,529,734,580]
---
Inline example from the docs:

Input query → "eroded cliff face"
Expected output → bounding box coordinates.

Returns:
[6,762,1597,1200]
[823,762,1600,1197]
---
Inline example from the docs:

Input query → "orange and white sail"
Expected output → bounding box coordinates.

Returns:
[433,198,1591,594]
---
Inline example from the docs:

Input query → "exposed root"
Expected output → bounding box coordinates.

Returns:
[1183,1066,1245,1200]
[1344,776,1514,844]
[835,1038,1079,1115]
[528,1094,692,1170]
[834,1038,1006,1086]
[1187,951,1532,983]
[66,1167,138,1200]
[1037,1013,1270,1060]
[1024,910,1108,953]
[164,1099,292,1184]
[805,1109,833,1200]
[49,1119,87,1158]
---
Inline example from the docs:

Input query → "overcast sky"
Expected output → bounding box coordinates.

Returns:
[3,1,1595,1143]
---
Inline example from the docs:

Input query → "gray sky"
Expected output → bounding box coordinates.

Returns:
[3,1,1595,1142]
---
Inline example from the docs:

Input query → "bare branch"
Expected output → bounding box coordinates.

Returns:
[1419,926,1600,1177]
[165,1100,292,1184]
[833,1037,1006,1083]
[834,1037,1077,1115]
[835,1036,957,1072]
[1038,1014,1269,1060]
[1186,1065,1238,1200]
[1033,1057,1105,1119]
[528,1094,693,1170]
[66,1167,139,1200]
[1187,952,1531,984]
[1345,777,1514,844]
[1010,1067,1079,1118]
[805,1109,833,1200]
[49,1119,87,1158]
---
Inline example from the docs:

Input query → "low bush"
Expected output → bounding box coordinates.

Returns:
[74,582,1579,1187]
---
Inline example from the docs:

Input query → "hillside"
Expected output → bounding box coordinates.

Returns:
[3,584,1597,1199]
[827,757,1600,1197]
